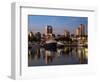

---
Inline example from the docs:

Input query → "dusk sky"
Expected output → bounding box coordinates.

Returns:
[28,15,88,35]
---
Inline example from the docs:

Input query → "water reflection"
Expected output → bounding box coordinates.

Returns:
[28,46,88,66]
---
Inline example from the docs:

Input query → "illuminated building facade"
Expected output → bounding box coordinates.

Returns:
[75,24,85,36]
[64,30,70,37]
[45,25,53,35]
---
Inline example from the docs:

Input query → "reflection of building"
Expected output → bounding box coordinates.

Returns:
[75,24,85,36]
[64,30,70,37]
[45,50,54,64]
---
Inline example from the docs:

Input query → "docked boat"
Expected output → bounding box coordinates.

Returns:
[45,40,57,51]
[57,42,64,49]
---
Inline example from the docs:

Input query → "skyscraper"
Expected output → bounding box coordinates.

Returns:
[45,25,55,40]
[75,24,85,36]
[75,27,81,36]
[35,32,41,41]
[45,25,53,35]
[79,24,85,36]
[64,29,70,37]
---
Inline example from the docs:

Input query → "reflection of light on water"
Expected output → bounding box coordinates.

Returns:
[28,45,88,66]
[45,50,56,64]
[45,50,51,56]
[57,49,63,56]
[64,47,68,52]
[77,49,81,58]
[45,50,56,56]
[83,48,88,59]
[77,47,88,64]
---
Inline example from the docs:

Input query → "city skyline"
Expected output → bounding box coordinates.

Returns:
[28,15,88,66]
[28,15,88,34]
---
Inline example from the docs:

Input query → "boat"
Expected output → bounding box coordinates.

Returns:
[57,42,64,49]
[45,39,57,51]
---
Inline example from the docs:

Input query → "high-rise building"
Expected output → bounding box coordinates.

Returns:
[28,31,34,38]
[79,24,85,35]
[45,25,53,35]
[75,27,81,36]
[45,25,53,40]
[75,24,85,36]
[64,30,70,37]
[35,32,41,41]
